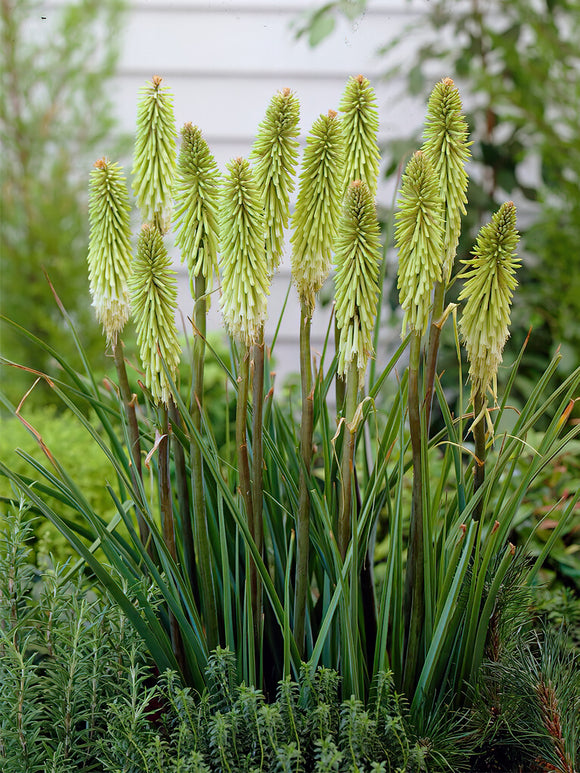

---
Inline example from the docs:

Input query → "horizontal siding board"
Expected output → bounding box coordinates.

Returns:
[128,1,422,13]
[117,9,411,77]
[112,72,424,141]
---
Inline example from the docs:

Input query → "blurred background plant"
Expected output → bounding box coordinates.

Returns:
[0,0,128,407]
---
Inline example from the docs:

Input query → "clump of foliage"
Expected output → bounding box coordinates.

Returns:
[0,0,127,405]
[2,74,580,772]
[2,503,578,771]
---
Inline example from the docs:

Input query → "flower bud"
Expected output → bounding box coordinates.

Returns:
[132,75,177,233]
[219,157,269,346]
[250,88,300,273]
[339,74,380,196]
[129,224,181,405]
[87,158,132,344]
[291,110,344,313]
[422,78,471,282]
[334,180,382,387]
[395,151,444,336]
[173,123,220,293]
[458,202,520,398]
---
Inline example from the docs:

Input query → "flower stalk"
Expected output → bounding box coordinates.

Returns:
[173,123,221,648]
[129,223,185,669]
[220,157,268,646]
[395,150,444,692]
[458,201,520,518]
[291,109,344,652]
[422,78,471,431]
[87,158,148,547]
[334,180,381,558]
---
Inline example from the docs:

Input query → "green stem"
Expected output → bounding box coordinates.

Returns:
[251,332,265,644]
[112,337,150,550]
[423,280,445,434]
[338,360,359,560]
[190,274,219,650]
[403,331,425,696]
[169,400,195,592]
[472,390,486,522]
[158,405,186,675]
[159,406,176,560]
[294,302,314,656]
[236,346,254,548]
[335,315,346,414]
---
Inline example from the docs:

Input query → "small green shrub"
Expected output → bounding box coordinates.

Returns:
[0,407,118,562]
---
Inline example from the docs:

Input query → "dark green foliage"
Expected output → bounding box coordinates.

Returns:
[2,497,579,770]
[0,0,127,406]
[0,507,420,771]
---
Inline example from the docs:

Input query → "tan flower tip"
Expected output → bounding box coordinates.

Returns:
[355,74,364,83]
[282,86,291,96]
[328,109,337,119]
[442,76,454,86]
[94,158,107,169]
[152,75,163,87]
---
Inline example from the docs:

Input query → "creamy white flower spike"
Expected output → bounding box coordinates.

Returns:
[87,158,132,344]
[129,224,181,406]
[173,123,220,294]
[422,78,471,282]
[219,157,269,347]
[132,75,177,234]
[395,151,445,337]
[334,180,382,388]
[339,74,380,197]
[291,110,344,314]
[250,88,300,274]
[458,201,520,399]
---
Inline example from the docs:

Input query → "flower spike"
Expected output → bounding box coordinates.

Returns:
[219,157,269,346]
[173,123,220,293]
[132,75,177,233]
[422,77,471,281]
[251,88,300,273]
[291,110,344,313]
[339,74,380,196]
[458,201,520,399]
[395,151,445,336]
[334,180,382,387]
[87,158,132,344]
[129,224,181,406]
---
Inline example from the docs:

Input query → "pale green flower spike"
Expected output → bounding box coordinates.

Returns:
[458,201,520,399]
[339,74,380,196]
[291,110,345,313]
[173,123,220,292]
[395,151,444,336]
[422,77,471,282]
[87,158,132,344]
[132,75,177,233]
[334,180,382,387]
[250,88,300,273]
[129,224,181,406]
[219,157,269,346]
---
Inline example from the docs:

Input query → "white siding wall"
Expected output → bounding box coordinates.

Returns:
[113,0,430,382]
